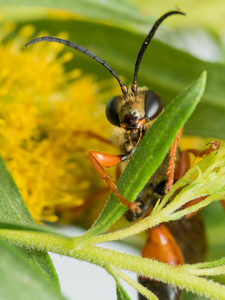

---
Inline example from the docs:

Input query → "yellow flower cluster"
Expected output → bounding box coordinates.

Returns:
[0,23,117,222]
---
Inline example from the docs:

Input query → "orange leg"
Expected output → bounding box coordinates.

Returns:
[73,130,115,146]
[175,140,220,181]
[174,149,205,219]
[183,196,208,219]
[165,128,183,193]
[175,140,221,219]
[185,140,220,158]
[174,151,191,181]
[220,200,225,212]
[88,151,141,214]
[166,139,220,194]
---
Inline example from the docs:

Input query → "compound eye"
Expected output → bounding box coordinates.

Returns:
[106,96,120,126]
[145,90,164,121]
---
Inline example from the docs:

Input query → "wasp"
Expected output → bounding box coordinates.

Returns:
[26,11,221,300]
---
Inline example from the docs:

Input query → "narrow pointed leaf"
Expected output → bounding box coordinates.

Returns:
[116,284,132,300]
[0,157,60,288]
[0,237,66,300]
[0,221,71,238]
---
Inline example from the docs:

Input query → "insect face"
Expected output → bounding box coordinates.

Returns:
[106,89,164,147]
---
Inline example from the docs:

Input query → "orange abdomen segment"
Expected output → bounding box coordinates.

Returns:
[142,224,184,265]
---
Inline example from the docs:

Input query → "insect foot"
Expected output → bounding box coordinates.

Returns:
[128,201,142,215]
[206,140,220,155]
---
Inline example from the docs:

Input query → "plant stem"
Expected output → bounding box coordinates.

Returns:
[113,267,159,300]
[0,229,225,300]
[184,265,225,276]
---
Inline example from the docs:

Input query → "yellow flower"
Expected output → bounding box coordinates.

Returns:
[0,23,118,223]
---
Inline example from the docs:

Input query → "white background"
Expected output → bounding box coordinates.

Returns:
[50,226,140,300]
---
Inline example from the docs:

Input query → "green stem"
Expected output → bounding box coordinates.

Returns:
[87,213,161,245]
[86,187,225,245]
[184,265,225,276]
[85,196,215,245]
[166,192,225,221]
[183,258,225,270]
[114,267,159,300]
[0,229,225,300]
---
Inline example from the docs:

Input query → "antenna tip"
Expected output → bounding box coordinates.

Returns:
[25,39,35,48]
[174,4,186,14]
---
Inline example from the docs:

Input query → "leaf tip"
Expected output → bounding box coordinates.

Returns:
[195,70,207,102]
[201,70,207,85]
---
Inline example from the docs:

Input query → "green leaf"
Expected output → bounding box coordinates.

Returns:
[78,71,206,241]
[116,284,132,300]
[0,237,66,300]
[3,0,225,35]
[0,221,70,237]
[137,0,225,34]
[0,0,155,32]
[0,157,60,289]
[102,266,132,300]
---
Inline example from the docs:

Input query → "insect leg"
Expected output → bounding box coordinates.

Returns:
[220,200,225,211]
[165,128,183,193]
[169,148,207,261]
[185,140,223,214]
[184,140,220,157]
[166,139,220,193]
[88,151,141,213]
[138,224,184,300]
[73,130,115,146]
[175,141,221,218]
[174,151,190,181]
[174,150,208,219]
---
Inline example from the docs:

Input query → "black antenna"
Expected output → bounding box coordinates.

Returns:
[132,11,185,94]
[26,36,128,95]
